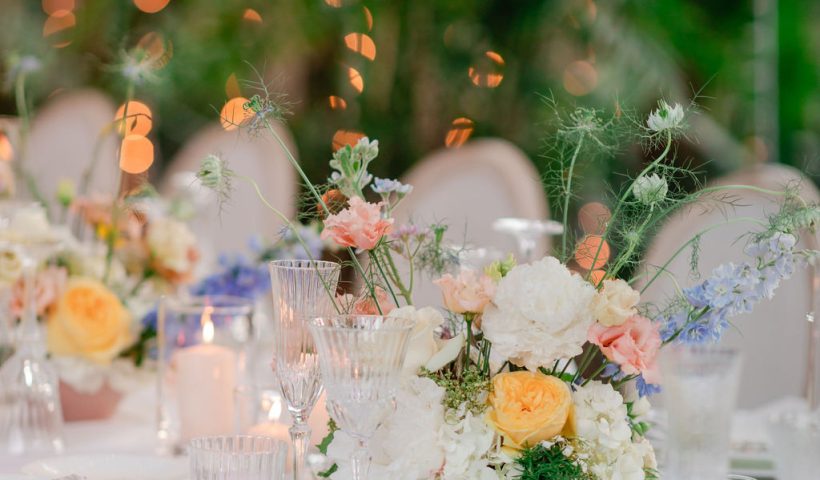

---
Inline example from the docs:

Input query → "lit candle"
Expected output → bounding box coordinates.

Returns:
[175,306,237,443]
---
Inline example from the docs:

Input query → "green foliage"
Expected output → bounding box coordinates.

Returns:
[421,365,491,415]
[514,441,593,480]
[316,418,339,478]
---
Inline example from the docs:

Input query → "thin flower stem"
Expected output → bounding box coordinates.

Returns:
[238,174,341,314]
[572,347,596,384]
[12,72,49,214]
[263,120,382,305]
[582,362,610,386]
[382,245,413,304]
[561,133,585,260]
[463,313,475,370]
[368,249,399,309]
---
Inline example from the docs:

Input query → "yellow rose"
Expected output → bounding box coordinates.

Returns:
[486,371,572,450]
[47,278,134,364]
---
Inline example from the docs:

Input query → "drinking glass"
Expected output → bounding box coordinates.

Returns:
[309,315,415,480]
[767,409,820,480]
[492,217,563,262]
[269,260,340,480]
[660,345,743,480]
[189,435,287,480]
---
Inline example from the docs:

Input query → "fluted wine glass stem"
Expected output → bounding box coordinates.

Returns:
[289,414,311,480]
[350,438,371,480]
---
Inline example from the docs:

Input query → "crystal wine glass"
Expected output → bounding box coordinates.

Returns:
[308,315,415,480]
[492,217,563,263]
[269,260,340,480]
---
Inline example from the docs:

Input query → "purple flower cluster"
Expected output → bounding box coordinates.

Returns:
[661,232,798,344]
[191,254,271,300]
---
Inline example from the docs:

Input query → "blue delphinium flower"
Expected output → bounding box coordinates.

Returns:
[371,177,413,196]
[665,232,799,344]
[192,254,271,300]
[636,374,662,397]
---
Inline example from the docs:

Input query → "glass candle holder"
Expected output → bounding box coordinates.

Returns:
[189,435,287,480]
[157,295,254,453]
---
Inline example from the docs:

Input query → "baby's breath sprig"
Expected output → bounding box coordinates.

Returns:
[421,366,491,415]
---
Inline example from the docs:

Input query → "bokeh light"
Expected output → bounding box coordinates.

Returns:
[589,269,607,287]
[243,9,263,23]
[225,74,242,99]
[578,201,611,235]
[220,97,251,131]
[42,0,74,14]
[468,51,505,88]
[575,235,610,270]
[363,7,373,31]
[119,135,154,174]
[563,60,598,96]
[324,0,343,7]
[344,33,376,61]
[0,133,13,162]
[332,130,365,151]
[115,101,153,136]
[445,117,474,148]
[328,96,347,110]
[347,67,364,94]
[134,0,170,14]
[42,10,75,48]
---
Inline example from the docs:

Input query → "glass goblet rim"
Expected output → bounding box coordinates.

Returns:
[163,294,254,316]
[309,314,416,332]
[268,259,341,271]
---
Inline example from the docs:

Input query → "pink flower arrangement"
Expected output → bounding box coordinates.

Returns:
[588,314,662,383]
[10,266,68,318]
[434,269,496,314]
[320,197,393,250]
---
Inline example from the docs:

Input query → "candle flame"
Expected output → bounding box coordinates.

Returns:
[201,306,215,343]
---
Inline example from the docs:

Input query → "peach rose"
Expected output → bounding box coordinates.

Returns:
[47,278,134,364]
[486,371,572,450]
[320,197,393,250]
[433,269,495,314]
[591,279,640,327]
[588,314,661,383]
[10,266,68,318]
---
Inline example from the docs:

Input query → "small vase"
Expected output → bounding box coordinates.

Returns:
[59,381,123,422]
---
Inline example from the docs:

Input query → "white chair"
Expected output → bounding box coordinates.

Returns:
[639,163,819,408]
[392,138,550,308]
[159,123,298,257]
[23,89,119,210]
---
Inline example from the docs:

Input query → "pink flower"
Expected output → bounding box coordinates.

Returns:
[337,286,396,315]
[588,315,662,383]
[10,266,68,318]
[320,197,393,250]
[433,269,496,314]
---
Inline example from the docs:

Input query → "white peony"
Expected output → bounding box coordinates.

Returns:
[646,100,684,132]
[146,217,197,274]
[439,409,497,480]
[482,257,597,370]
[327,376,446,480]
[592,279,640,327]
[390,306,465,375]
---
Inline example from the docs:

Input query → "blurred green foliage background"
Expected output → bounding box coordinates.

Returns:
[1,0,818,194]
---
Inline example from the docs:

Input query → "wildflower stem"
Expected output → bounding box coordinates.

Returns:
[12,71,50,215]
[382,245,413,304]
[463,313,474,370]
[368,249,399,310]
[237,174,341,314]
[561,133,586,260]
[262,120,381,305]
[581,362,610,386]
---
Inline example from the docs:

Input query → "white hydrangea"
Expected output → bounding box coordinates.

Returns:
[326,376,446,479]
[573,381,656,480]
[439,409,497,480]
[646,100,684,132]
[482,257,597,370]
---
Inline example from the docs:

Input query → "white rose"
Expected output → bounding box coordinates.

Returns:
[631,396,651,419]
[146,218,197,274]
[592,279,640,327]
[482,257,597,370]
[390,306,464,375]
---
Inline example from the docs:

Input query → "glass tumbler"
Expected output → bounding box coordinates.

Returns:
[660,345,743,480]
[189,435,287,480]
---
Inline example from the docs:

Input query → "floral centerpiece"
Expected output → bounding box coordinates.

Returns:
[198,76,819,479]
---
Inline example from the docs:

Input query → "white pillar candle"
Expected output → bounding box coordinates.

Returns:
[175,310,237,443]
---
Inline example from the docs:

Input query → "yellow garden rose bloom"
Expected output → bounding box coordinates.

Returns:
[486,371,572,450]
[47,278,134,364]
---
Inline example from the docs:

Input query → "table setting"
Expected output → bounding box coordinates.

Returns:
[2,2,820,479]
